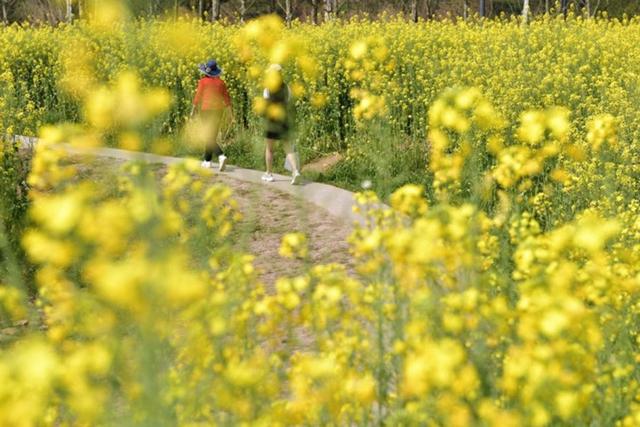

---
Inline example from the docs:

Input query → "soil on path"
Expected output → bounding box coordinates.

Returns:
[211,172,353,285]
[3,154,354,345]
[75,157,354,286]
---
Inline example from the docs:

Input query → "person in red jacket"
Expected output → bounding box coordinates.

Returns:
[191,59,233,171]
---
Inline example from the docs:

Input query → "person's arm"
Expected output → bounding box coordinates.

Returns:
[191,80,203,117]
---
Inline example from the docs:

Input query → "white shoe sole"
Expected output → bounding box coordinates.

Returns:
[291,174,301,185]
[218,157,227,172]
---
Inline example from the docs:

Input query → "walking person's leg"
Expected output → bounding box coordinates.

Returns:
[201,114,214,167]
[202,110,227,171]
[283,141,301,184]
[262,139,275,182]
[203,140,223,162]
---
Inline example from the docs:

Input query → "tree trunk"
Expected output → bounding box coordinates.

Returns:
[239,0,246,22]
[411,0,418,22]
[66,0,73,22]
[211,0,220,21]
[522,0,530,22]
[479,0,485,16]
[324,0,333,22]
[285,0,292,26]
[425,0,438,19]
[561,0,568,16]
[1,0,7,24]
[198,0,203,19]
[463,0,468,20]
[270,0,276,13]
[311,0,318,23]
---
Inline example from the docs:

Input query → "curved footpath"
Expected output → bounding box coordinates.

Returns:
[13,135,366,224]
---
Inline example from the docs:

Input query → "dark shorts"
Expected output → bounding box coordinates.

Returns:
[266,130,286,140]
[265,119,289,140]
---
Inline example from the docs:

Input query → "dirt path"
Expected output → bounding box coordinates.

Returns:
[74,156,353,286]
[209,172,353,284]
[2,153,354,347]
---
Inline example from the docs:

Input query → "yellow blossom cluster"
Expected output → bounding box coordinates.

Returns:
[427,87,504,202]
[3,76,640,427]
[3,5,640,426]
[4,14,640,163]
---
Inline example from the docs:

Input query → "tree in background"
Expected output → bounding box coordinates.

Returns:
[1,0,17,23]
[211,0,221,20]
[1,0,640,24]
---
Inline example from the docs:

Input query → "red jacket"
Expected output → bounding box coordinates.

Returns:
[193,76,232,111]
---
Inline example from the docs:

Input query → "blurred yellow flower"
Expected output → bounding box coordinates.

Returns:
[279,232,308,259]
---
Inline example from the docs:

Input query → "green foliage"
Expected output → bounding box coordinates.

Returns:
[0,137,33,294]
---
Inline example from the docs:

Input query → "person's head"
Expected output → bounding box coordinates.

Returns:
[199,59,222,77]
[268,63,283,74]
[265,63,284,91]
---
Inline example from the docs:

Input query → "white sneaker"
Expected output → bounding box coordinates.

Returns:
[218,155,227,172]
[261,173,274,182]
[202,160,212,168]
[291,171,301,185]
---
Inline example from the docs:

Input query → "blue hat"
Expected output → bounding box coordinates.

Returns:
[199,59,222,77]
